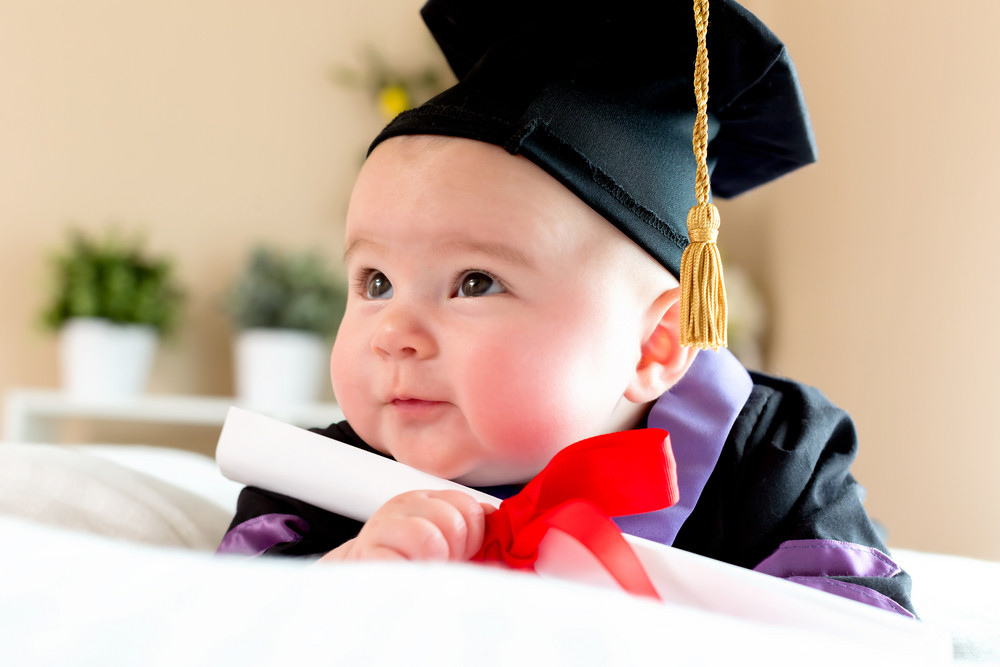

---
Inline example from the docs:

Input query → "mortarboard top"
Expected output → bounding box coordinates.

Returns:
[369,0,816,349]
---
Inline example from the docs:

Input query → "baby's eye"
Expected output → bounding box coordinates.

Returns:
[363,271,393,300]
[455,271,505,298]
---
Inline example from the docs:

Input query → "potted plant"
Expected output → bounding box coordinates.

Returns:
[226,246,346,408]
[41,229,184,399]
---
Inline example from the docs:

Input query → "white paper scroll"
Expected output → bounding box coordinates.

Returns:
[216,406,502,519]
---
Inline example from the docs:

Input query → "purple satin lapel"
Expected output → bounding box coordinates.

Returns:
[216,514,309,557]
[614,349,752,545]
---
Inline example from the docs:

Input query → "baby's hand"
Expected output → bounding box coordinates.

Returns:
[318,490,487,563]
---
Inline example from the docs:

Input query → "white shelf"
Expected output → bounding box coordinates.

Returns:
[2,388,344,444]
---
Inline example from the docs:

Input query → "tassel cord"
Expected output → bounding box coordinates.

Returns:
[679,0,728,350]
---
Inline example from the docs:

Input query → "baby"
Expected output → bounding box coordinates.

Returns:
[323,134,690,562]
[219,0,915,616]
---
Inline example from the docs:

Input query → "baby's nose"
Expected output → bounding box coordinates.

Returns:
[370,305,438,360]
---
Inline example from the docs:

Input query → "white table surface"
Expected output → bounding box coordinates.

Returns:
[2,387,344,443]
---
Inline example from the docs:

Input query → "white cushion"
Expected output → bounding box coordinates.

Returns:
[0,443,233,550]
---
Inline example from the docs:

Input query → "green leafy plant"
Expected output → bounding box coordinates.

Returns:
[42,229,184,334]
[227,247,347,336]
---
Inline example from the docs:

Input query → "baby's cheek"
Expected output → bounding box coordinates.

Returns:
[329,343,349,400]
[464,359,580,458]
[329,339,368,423]
[507,362,623,450]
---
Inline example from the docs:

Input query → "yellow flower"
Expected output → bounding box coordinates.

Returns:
[377,84,411,121]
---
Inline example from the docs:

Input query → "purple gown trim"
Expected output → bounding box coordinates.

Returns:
[613,349,752,545]
[753,539,902,579]
[785,577,913,617]
[754,539,914,618]
[216,513,308,556]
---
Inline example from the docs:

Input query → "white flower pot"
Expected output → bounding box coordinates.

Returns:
[234,328,328,409]
[59,318,158,400]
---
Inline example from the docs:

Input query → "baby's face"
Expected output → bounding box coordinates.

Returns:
[331,136,665,485]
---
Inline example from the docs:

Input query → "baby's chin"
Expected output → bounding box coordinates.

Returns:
[450,462,542,488]
[385,445,536,487]
[371,440,475,483]
[363,426,546,487]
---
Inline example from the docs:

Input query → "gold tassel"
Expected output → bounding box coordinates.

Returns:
[679,201,727,349]
[679,0,728,350]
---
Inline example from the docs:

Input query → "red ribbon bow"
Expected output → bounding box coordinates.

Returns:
[471,428,678,600]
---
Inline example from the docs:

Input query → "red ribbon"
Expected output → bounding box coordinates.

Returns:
[471,428,678,600]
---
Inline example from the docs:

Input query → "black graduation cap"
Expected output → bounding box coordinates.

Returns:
[369,0,816,349]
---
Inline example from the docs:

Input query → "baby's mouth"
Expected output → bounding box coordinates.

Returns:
[389,397,448,414]
[392,397,439,407]
[387,397,449,424]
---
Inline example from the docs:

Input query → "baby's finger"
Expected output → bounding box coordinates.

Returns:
[366,513,454,560]
[421,490,487,560]
[316,540,407,563]
[346,543,412,562]
[349,492,453,560]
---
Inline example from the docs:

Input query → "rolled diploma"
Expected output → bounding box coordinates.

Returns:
[216,406,502,521]
[215,407,948,658]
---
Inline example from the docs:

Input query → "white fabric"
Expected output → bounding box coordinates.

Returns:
[0,442,997,664]
[78,443,243,514]
[899,548,1000,665]
[0,443,236,549]
[0,516,957,666]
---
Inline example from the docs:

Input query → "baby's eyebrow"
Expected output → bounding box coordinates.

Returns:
[343,237,534,268]
[448,240,534,268]
[343,238,376,264]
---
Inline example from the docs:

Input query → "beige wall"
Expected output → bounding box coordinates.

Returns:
[724,0,1000,560]
[0,0,433,425]
[2,1,997,560]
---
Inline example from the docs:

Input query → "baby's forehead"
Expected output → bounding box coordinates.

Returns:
[367,135,566,195]
[348,136,674,287]
[354,135,610,234]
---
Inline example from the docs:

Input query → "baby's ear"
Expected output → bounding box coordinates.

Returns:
[625,286,698,403]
